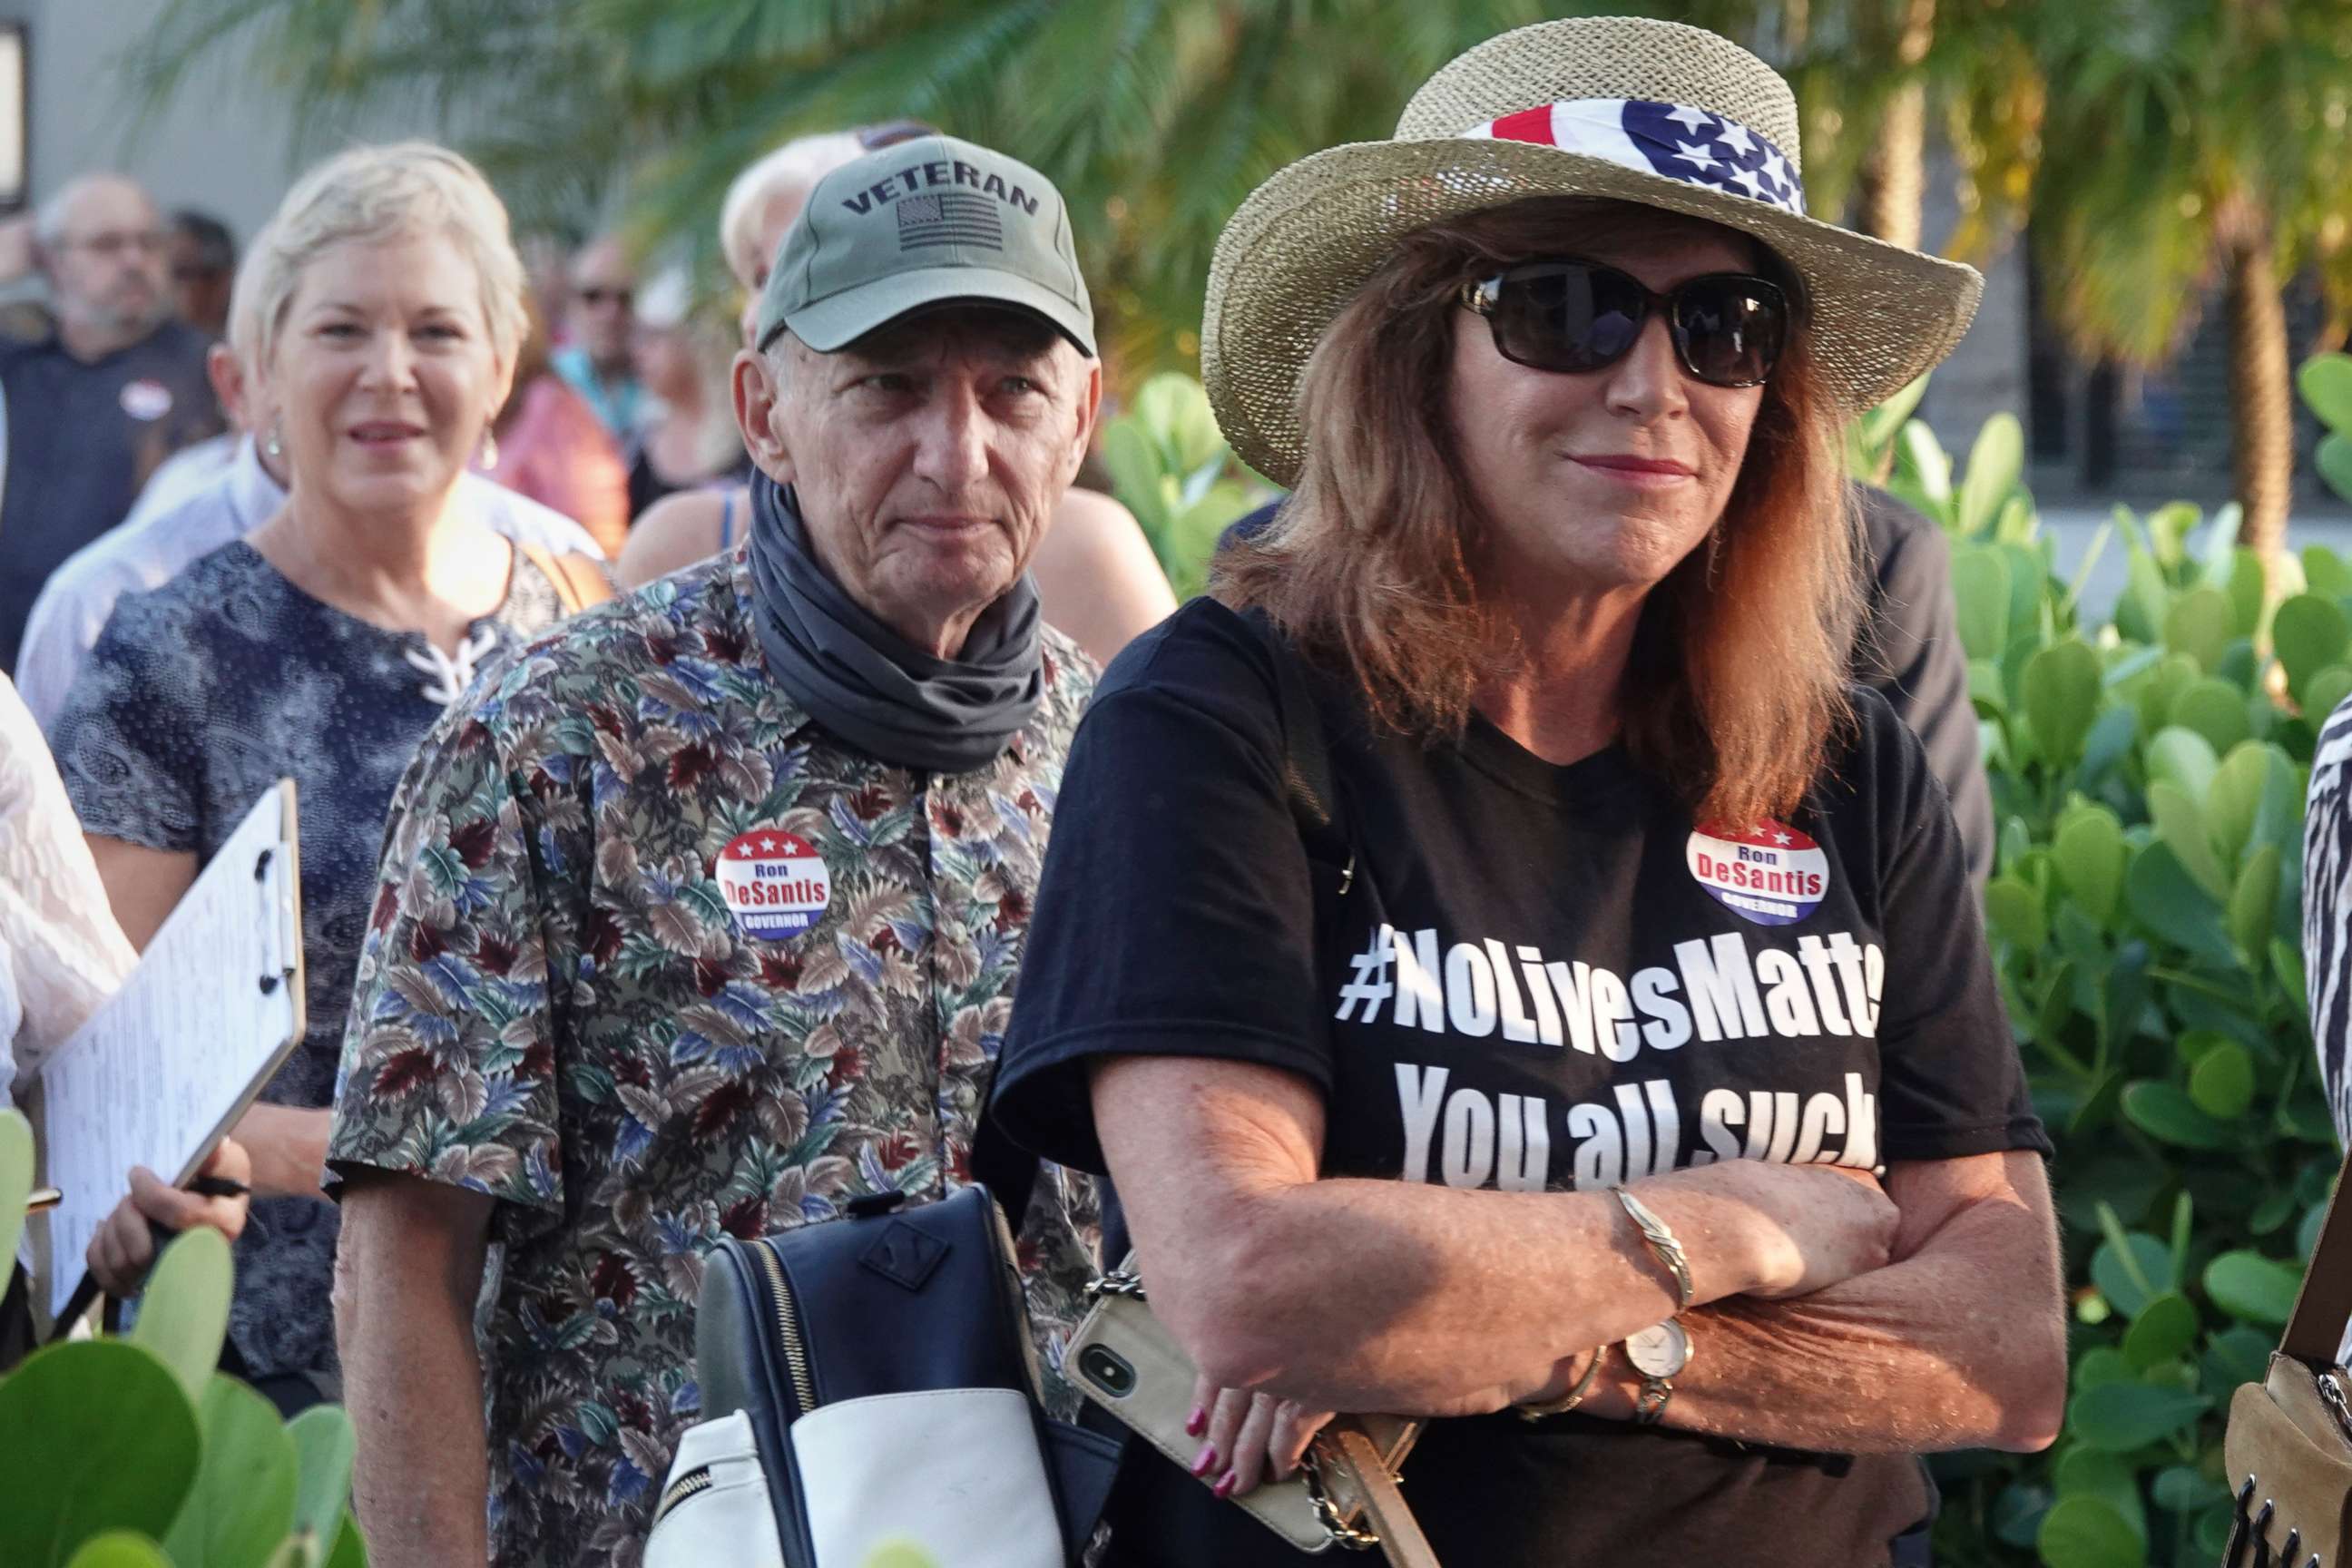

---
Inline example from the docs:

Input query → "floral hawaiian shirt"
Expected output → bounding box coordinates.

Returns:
[325,544,1103,1568]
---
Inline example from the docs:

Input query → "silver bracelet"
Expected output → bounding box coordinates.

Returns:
[1612,1185,1694,1309]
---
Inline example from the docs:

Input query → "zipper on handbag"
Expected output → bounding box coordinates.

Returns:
[752,1237,819,1414]
[652,1465,713,1526]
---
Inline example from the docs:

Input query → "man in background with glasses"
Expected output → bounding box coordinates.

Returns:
[552,233,645,439]
[0,172,219,673]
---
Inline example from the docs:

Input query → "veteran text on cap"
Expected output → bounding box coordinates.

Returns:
[756,133,1095,358]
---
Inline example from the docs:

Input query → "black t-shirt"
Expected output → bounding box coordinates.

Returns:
[991,598,2050,1568]
[0,319,220,671]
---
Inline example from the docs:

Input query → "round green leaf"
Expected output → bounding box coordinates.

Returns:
[1994,1481,2053,1547]
[2024,639,2102,769]
[2303,665,2352,727]
[63,1534,172,1568]
[2124,842,2234,966]
[2146,781,2228,899]
[2065,1381,2210,1453]
[2055,1447,2148,1542]
[1958,412,2025,535]
[2187,1040,2257,1121]
[2169,679,2253,758]
[2144,726,2221,802]
[162,1374,299,1568]
[2090,1230,2176,1317]
[2122,1292,2200,1369]
[2306,543,2352,598]
[2321,431,2352,509]
[2073,1347,2137,1391]
[1953,546,2013,662]
[0,1340,201,1566]
[1984,877,2048,951]
[2205,1250,2304,1326]
[2203,1324,2274,1392]
[2164,586,2234,673]
[2226,846,2281,967]
[2205,743,2274,864]
[2038,1494,2148,1568]
[2275,593,2351,697]
[2298,351,2352,432]
[287,1404,359,1560]
[2151,1465,2216,1514]
[131,1225,233,1404]
[2121,1081,2234,1151]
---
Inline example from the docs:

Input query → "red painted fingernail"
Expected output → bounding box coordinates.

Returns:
[1184,1405,1207,1437]
[1212,1471,1238,1499]
[1191,1443,1218,1477]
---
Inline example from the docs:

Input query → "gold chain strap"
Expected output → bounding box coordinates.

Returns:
[1083,1269,1381,1553]
[1083,1269,1147,1301]
[1299,1443,1384,1552]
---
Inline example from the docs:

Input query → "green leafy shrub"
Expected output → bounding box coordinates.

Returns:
[0,1111,368,1566]
[1866,406,2342,1568]
[1099,373,1270,599]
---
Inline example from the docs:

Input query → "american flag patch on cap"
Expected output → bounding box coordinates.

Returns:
[897,191,1004,250]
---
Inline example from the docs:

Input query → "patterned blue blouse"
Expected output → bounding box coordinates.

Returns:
[49,539,579,1385]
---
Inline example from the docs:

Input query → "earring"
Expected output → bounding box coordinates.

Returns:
[260,420,283,461]
[477,429,499,470]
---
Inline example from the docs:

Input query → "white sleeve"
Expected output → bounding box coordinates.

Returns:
[0,674,135,1092]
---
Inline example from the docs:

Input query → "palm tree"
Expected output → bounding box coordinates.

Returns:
[2024,0,2352,571]
[132,0,1559,380]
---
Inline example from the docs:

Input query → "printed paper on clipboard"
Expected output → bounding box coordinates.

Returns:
[37,780,304,1324]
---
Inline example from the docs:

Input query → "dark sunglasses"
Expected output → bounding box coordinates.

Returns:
[577,286,634,309]
[1460,259,1790,388]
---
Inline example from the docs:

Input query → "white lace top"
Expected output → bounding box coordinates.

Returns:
[0,672,133,1108]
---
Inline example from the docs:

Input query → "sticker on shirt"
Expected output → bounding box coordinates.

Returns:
[118,378,174,422]
[1686,819,1828,926]
[717,828,832,941]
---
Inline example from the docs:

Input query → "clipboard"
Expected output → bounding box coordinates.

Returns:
[35,780,305,1330]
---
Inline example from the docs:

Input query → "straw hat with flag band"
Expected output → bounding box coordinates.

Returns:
[1200,15,1984,488]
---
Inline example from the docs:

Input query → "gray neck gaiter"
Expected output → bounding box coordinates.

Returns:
[745,474,1043,774]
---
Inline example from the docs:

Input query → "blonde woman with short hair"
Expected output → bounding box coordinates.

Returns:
[54,141,605,1409]
[992,20,2064,1565]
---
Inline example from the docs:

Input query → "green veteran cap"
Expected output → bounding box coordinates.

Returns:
[755,133,1095,358]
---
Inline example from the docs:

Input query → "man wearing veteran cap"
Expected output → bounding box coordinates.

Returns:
[325,133,1106,1567]
[990,17,2063,1566]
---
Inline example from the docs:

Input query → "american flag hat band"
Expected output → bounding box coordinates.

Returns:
[1460,97,1805,218]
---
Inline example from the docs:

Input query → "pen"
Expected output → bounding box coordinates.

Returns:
[26,1187,60,1212]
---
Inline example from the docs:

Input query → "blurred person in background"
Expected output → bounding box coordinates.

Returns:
[618,123,1176,662]
[0,174,220,672]
[622,264,748,519]
[551,233,643,438]
[52,142,610,1414]
[169,210,237,340]
[16,221,604,730]
[485,295,631,557]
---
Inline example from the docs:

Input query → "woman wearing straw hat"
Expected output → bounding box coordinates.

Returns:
[991,16,2063,1566]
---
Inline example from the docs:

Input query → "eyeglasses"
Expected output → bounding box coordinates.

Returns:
[576,286,634,309]
[63,229,168,260]
[1460,259,1790,388]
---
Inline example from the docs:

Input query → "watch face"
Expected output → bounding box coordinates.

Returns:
[1625,1320,1690,1377]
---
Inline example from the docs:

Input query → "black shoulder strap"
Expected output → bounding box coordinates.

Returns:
[972,1085,1041,1237]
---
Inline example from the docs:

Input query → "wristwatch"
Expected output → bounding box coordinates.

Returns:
[1623,1319,1691,1425]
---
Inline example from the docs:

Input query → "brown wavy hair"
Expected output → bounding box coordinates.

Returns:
[1213,196,1859,828]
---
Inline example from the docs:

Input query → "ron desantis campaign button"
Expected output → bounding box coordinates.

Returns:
[717,828,831,940]
[1687,819,1829,926]
[119,378,174,421]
